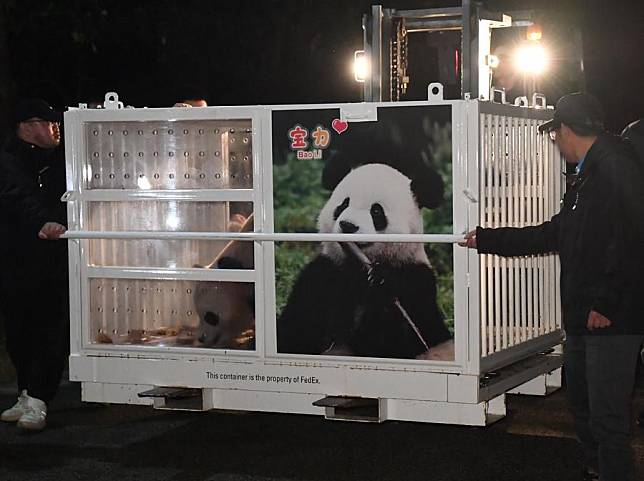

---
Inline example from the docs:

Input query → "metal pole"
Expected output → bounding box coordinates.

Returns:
[371,5,383,102]
[63,231,465,244]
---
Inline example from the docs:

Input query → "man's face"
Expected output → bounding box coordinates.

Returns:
[550,124,576,163]
[21,118,61,148]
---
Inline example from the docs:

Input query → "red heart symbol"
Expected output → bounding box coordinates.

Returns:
[332,118,348,134]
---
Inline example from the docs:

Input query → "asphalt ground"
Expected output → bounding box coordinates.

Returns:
[1,376,643,481]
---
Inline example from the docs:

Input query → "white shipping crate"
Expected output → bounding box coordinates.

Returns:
[64,91,563,425]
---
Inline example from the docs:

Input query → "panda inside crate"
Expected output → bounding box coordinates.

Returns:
[277,159,455,361]
[193,213,256,350]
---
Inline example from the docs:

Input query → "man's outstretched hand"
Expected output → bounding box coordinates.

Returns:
[38,222,67,240]
[459,230,477,249]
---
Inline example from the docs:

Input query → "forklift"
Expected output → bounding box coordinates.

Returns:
[355,1,584,104]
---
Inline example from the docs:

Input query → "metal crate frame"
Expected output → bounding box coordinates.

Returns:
[64,93,562,425]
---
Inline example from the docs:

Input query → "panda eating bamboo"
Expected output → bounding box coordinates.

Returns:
[278,161,454,360]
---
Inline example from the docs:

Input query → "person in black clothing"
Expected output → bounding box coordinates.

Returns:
[460,93,644,481]
[621,118,644,430]
[622,118,644,162]
[0,99,68,431]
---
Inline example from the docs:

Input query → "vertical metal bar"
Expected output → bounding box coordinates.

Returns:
[536,118,544,337]
[381,8,393,102]
[525,117,534,341]
[540,126,548,335]
[461,0,476,98]
[548,134,557,332]
[517,120,524,343]
[486,115,495,354]
[500,115,508,350]
[362,13,373,102]
[371,5,383,102]
[530,118,538,340]
[505,116,514,347]
[493,115,501,353]
[507,116,516,347]
[480,113,488,357]
[512,116,521,346]
[555,148,563,331]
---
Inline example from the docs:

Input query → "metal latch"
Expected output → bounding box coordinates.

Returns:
[427,82,444,101]
[532,93,547,109]
[340,104,378,123]
[61,191,77,202]
[463,188,478,203]
[490,87,508,105]
[104,92,124,110]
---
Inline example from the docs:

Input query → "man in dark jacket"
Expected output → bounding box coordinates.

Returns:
[0,99,68,431]
[461,93,644,481]
[621,118,644,162]
[621,118,644,429]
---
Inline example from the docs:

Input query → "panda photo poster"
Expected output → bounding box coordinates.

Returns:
[272,105,454,361]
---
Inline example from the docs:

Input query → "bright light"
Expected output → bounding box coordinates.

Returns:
[353,50,369,82]
[514,44,548,75]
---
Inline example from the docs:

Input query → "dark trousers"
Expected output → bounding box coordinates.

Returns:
[564,334,644,481]
[1,278,69,403]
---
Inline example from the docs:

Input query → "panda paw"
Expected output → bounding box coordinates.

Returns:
[367,262,396,296]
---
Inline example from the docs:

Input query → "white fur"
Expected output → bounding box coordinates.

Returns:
[318,164,429,265]
[194,281,254,347]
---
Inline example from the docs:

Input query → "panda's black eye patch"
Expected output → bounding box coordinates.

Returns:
[204,311,220,327]
[333,197,350,220]
[370,203,387,231]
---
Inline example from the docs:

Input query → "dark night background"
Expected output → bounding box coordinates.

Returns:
[0,0,642,135]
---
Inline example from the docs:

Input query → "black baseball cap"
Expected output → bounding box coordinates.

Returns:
[538,92,604,134]
[14,98,62,124]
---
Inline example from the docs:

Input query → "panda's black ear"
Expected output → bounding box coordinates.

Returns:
[321,152,353,191]
[410,166,444,209]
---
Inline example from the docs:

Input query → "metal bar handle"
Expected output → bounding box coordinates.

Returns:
[62,230,465,244]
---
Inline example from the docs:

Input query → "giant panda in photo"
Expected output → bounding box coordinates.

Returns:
[277,160,454,360]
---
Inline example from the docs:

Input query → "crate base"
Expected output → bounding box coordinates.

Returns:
[82,381,507,426]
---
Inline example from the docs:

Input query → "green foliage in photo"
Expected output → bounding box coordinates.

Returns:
[273,153,326,313]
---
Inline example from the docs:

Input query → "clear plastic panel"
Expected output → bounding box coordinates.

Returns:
[86,201,254,268]
[84,120,252,189]
[89,278,255,350]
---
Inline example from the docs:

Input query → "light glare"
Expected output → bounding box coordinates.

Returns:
[353,50,369,82]
[514,44,548,75]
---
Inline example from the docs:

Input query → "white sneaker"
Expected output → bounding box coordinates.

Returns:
[1,390,29,422]
[16,394,47,431]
